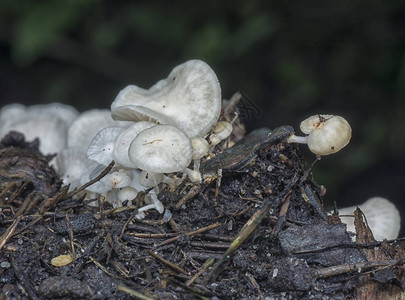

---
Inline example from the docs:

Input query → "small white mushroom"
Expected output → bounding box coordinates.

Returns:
[129,124,192,173]
[287,114,352,155]
[337,197,401,241]
[87,126,125,166]
[209,121,233,146]
[117,186,138,205]
[111,59,221,138]
[55,147,99,189]
[100,170,132,189]
[138,170,164,188]
[113,121,156,168]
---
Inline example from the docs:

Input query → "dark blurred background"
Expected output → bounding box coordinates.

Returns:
[1,1,404,235]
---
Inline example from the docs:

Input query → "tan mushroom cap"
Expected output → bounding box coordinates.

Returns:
[129,125,192,173]
[111,59,221,138]
[300,115,352,155]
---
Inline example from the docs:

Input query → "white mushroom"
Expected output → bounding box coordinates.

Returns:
[209,121,233,146]
[287,114,352,155]
[191,137,210,160]
[0,113,67,154]
[138,170,164,188]
[128,124,192,173]
[55,147,99,189]
[0,103,28,128]
[68,109,129,149]
[113,121,157,168]
[117,186,138,206]
[100,170,132,189]
[87,126,125,166]
[28,103,79,127]
[337,197,401,241]
[111,59,221,138]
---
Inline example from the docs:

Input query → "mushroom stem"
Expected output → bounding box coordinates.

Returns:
[286,134,308,144]
[183,166,202,183]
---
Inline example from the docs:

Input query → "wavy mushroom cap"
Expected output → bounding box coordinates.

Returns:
[111,59,221,138]
[129,124,192,173]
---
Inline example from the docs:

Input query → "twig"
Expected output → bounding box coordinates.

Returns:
[174,184,201,209]
[146,250,190,275]
[157,222,221,247]
[292,237,405,254]
[39,186,69,214]
[117,285,157,300]
[119,190,149,239]
[271,191,291,235]
[245,272,265,300]
[186,257,215,286]
[13,215,43,236]
[203,174,299,284]
[0,216,21,251]
[67,161,115,198]
[315,259,405,278]
[65,213,76,259]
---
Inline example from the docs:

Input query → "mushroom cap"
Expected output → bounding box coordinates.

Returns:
[300,115,351,155]
[87,126,125,166]
[113,121,157,168]
[338,197,401,240]
[28,103,79,127]
[111,59,221,138]
[68,109,130,149]
[100,170,132,189]
[129,125,192,173]
[0,113,67,154]
[213,121,233,140]
[56,147,98,188]
[117,187,138,203]
[0,103,26,128]
[138,170,164,188]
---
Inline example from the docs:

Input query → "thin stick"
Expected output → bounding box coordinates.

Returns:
[0,216,21,250]
[186,257,215,286]
[157,222,221,247]
[117,285,157,300]
[203,174,299,284]
[315,259,405,278]
[65,213,76,259]
[146,250,190,275]
[67,161,115,198]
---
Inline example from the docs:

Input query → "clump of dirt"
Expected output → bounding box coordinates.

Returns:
[0,128,404,299]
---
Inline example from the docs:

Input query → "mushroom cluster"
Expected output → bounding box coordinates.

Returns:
[0,60,234,218]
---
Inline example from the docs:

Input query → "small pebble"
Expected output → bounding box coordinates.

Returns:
[1,261,11,268]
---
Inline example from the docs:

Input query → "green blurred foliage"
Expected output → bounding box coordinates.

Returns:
[1,0,405,213]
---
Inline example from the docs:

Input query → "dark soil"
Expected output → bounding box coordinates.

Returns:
[0,129,404,299]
